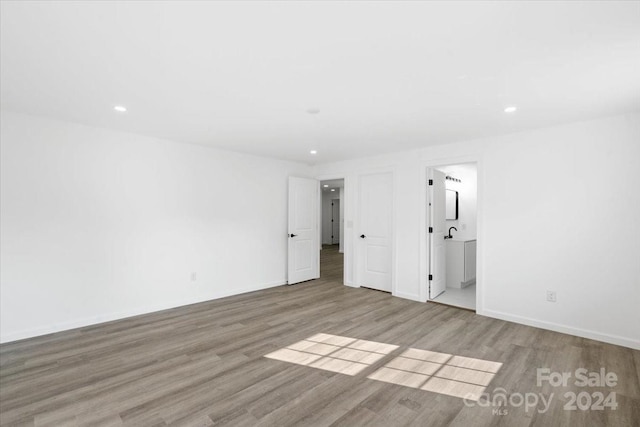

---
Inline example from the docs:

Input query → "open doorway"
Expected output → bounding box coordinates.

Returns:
[320,179,344,283]
[428,163,477,310]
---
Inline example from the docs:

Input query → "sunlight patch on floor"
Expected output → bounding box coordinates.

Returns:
[265,333,502,400]
[264,333,398,376]
[368,348,502,401]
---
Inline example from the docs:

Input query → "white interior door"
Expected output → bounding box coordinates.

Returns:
[358,172,393,292]
[288,177,319,284]
[429,169,446,299]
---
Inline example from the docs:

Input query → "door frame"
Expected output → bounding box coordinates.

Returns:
[316,174,349,286]
[420,156,483,313]
[316,169,397,295]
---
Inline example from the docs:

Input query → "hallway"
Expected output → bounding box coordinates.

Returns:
[320,244,344,283]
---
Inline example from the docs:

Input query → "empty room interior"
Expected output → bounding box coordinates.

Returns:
[1,1,639,426]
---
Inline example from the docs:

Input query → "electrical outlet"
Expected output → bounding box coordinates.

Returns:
[191,272,197,282]
[546,291,556,302]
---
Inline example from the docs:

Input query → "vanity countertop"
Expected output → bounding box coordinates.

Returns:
[446,237,476,242]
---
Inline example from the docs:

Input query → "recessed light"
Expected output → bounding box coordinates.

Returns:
[323,184,329,188]
[504,106,517,113]
[310,150,317,155]
[114,105,127,112]
[331,189,335,192]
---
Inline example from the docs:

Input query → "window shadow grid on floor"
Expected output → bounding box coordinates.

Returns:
[264,333,501,400]
[367,353,501,400]
[264,334,401,376]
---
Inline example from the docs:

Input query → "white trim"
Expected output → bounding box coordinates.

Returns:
[481,308,640,350]
[0,280,285,344]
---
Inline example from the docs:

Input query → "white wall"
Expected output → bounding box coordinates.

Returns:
[316,113,640,349]
[0,111,312,343]
[436,163,477,241]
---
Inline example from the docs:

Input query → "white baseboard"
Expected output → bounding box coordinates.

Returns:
[0,280,286,344]
[480,308,640,350]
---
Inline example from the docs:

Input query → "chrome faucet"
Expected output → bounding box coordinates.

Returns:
[446,227,457,239]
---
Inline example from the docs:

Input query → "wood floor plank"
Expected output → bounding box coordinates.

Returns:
[1,245,638,426]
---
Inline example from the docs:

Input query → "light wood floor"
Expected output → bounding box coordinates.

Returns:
[1,245,638,426]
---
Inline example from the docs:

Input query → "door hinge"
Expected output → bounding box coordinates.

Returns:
[428,179,433,185]
[429,274,433,281]
[428,227,433,233]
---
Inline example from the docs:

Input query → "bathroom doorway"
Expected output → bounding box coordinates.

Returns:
[427,163,477,311]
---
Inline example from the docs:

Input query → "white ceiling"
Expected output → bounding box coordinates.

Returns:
[2,1,639,164]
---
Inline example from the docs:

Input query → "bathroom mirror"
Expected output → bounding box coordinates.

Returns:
[446,189,458,220]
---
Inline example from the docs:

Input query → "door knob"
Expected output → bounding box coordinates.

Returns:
[360,234,366,238]
[290,234,297,238]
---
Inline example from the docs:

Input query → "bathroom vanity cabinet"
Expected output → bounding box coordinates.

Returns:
[445,239,476,288]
